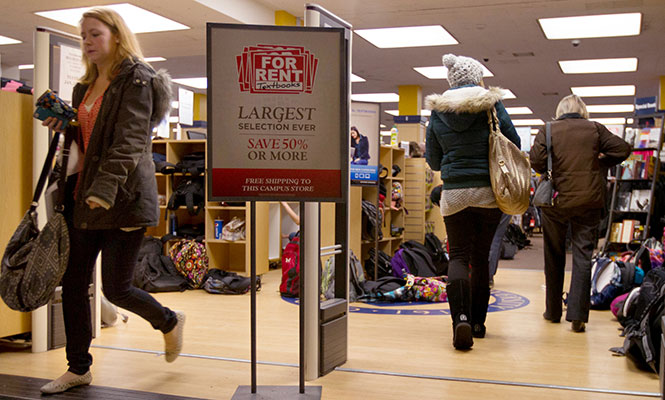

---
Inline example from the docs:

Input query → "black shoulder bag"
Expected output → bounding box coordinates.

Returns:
[533,122,557,207]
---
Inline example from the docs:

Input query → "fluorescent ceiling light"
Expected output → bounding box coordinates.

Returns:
[571,85,635,97]
[35,3,189,34]
[380,124,387,128]
[171,101,179,109]
[351,73,366,83]
[627,118,634,124]
[505,107,533,115]
[145,56,166,62]
[530,129,539,134]
[169,116,179,123]
[501,89,517,100]
[385,109,431,116]
[18,64,34,70]
[512,119,544,126]
[355,25,458,49]
[590,117,626,125]
[351,93,399,103]
[559,58,637,74]
[0,35,21,45]
[586,104,635,113]
[539,13,641,39]
[173,77,207,89]
[413,65,493,79]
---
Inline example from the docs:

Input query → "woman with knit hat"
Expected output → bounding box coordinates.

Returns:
[425,54,520,350]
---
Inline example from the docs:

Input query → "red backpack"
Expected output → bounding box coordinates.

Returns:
[279,235,300,297]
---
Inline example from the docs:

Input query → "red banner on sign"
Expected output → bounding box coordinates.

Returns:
[211,168,340,198]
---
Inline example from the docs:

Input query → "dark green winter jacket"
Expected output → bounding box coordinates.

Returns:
[425,86,520,190]
[68,58,172,230]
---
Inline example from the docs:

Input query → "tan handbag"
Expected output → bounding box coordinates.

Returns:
[487,108,531,215]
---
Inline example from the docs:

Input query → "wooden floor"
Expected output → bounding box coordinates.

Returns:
[0,236,660,399]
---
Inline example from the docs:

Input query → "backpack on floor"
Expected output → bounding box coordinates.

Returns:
[133,236,189,293]
[391,246,437,278]
[590,257,643,310]
[168,239,209,289]
[364,248,393,279]
[203,268,255,295]
[424,233,449,275]
[611,267,665,373]
[280,234,300,297]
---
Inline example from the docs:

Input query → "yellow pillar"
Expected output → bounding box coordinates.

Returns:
[398,85,421,116]
[660,76,665,111]
[193,93,207,121]
[275,10,297,26]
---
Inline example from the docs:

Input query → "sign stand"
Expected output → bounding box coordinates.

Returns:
[232,201,322,399]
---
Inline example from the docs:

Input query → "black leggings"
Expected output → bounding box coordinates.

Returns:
[61,225,176,374]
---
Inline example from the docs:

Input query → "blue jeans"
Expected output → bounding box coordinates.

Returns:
[61,225,176,374]
[488,213,512,278]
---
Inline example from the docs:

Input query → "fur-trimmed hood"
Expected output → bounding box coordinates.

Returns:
[425,86,504,132]
[425,86,504,114]
[151,68,173,124]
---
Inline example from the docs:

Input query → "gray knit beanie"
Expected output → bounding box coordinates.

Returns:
[443,54,483,88]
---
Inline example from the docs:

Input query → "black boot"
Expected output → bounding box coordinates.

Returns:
[471,285,490,338]
[447,279,473,350]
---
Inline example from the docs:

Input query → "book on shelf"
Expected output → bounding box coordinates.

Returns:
[609,222,622,242]
[619,219,640,243]
[629,189,650,212]
[615,191,631,211]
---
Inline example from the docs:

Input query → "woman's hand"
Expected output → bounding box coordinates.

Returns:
[41,116,65,132]
[86,199,102,209]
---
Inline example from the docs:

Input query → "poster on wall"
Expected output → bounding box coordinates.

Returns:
[350,102,379,185]
[207,23,348,202]
[58,44,83,103]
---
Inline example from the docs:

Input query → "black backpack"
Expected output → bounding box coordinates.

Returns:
[361,200,383,241]
[203,268,256,295]
[133,236,189,293]
[424,233,449,275]
[612,267,665,373]
[505,223,530,249]
[397,245,438,277]
[364,248,393,279]
[176,152,205,176]
[168,177,205,215]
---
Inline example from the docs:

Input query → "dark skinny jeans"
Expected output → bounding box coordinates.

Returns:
[61,224,176,375]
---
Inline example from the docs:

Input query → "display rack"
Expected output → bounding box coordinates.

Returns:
[150,138,269,276]
[603,113,664,253]
[403,157,446,243]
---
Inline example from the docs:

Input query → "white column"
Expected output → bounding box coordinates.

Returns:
[31,29,51,353]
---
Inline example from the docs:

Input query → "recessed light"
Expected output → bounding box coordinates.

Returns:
[559,58,637,74]
[501,89,517,100]
[530,129,539,134]
[351,73,366,83]
[590,117,626,125]
[627,118,634,124]
[505,107,533,115]
[413,65,494,79]
[539,13,641,39]
[586,104,635,113]
[380,124,387,128]
[571,85,636,97]
[145,57,166,62]
[511,119,544,126]
[18,64,34,70]
[351,93,399,103]
[355,25,458,49]
[35,3,189,34]
[0,35,21,45]
[385,109,431,116]
[384,110,399,116]
[171,101,179,109]
[169,116,179,123]
[173,77,207,89]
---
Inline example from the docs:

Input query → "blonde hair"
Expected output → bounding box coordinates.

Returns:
[555,94,589,119]
[79,8,144,84]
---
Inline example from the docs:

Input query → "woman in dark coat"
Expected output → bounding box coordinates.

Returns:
[39,8,183,393]
[529,94,630,332]
[350,126,370,165]
[426,54,520,350]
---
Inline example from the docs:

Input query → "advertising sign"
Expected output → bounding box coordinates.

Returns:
[207,24,348,201]
[58,44,83,102]
[635,96,657,116]
[350,102,379,185]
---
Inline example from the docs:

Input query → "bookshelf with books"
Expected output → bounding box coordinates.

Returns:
[603,113,665,252]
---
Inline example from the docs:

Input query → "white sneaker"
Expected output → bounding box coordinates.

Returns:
[40,370,92,394]
[164,311,186,362]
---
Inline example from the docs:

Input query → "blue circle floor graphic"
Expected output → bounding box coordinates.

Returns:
[281,289,529,316]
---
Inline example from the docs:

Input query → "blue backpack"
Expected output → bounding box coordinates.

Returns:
[590,257,644,310]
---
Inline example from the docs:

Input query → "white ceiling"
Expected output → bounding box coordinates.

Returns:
[1,0,664,129]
